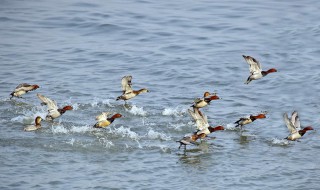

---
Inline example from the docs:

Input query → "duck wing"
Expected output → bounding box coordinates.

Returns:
[283,113,298,134]
[14,83,34,92]
[121,76,133,94]
[291,111,301,131]
[37,93,58,111]
[243,55,262,74]
[188,108,209,131]
[96,112,111,121]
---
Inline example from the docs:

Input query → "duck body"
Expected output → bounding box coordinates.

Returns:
[176,133,205,150]
[10,83,39,98]
[24,116,42,131]
[242,55,277,84]
[37,93,73,121]
[116,76,149,102]
[283,111,314,141]
[234,113,266,128]
[192,92,220,108]
[93,113,122,128]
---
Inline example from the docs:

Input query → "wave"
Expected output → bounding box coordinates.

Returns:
[270,138,290,146]
[162,106,187,117]
[125,105,147,116]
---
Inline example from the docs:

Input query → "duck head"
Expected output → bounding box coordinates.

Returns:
[139,88,149,93]
[35,116,42,125]
[111,113,123,119]
[33,84,40,89]
[208,126,225,133]
[203,91,211,97]
[62,105,73,111]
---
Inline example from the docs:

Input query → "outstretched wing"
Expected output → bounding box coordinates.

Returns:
[243,55,262,74]
[188,108,209,131]
[37,93,58,111]
[291,111,301,131]
[121,76,133,94]
[96,112,111,121]
[283,113,298,134]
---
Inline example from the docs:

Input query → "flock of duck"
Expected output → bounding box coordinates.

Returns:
[10,55,314,150]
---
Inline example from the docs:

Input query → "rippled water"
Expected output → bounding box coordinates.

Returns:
[1,0,320,189]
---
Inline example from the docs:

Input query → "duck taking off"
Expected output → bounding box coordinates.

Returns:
[116,75,149,102]
[283,111,314,141]
[93,112,122,128]
[37,93,73,121]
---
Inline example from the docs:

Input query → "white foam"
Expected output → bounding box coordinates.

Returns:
[271,138,290,145]
[162,106,186,117]
[51,125,69,134]
[11,109,47,124]
[66,138,76,146]
[110,126,140,141]
[146,128,171,141]
[225,123,238,131]
[97,137,114,148]
[126,105,147,116]
[70,125,92,133]
[169,123,187,131]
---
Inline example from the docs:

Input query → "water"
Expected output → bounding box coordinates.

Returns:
[1,0,320,189]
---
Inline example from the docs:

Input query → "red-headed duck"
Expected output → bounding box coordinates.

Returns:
[283,111,314,141]
[24,116,42,131]
[37,93,73,121]
[242,55,277,84]
[10,83,39,99]
[192,92,220,108]
[93,112,122,128]
[234,113,267,129]
[116,75,149,102]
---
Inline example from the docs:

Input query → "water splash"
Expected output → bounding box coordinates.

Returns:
[162,106,186,117]
[146,128,171,141]
[51,125,69,134]
[110,126,140,141]
[225,123,238,131]
[271,138,290,146]
[126,105,147,116]
[51,124,92,134]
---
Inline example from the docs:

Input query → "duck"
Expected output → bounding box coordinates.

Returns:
[10,83,39,99]
[93,112,122,128]
[24,116,42,131]
[116,75,149,102]
[192,92,220,108]
[188,107,225,138]
[242,55,277,84]
[37,93,73,121]
[234,113,267,129]
[283,111,314,141]
[176,133,206,150]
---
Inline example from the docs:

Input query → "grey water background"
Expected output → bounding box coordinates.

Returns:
[1,0,320,189]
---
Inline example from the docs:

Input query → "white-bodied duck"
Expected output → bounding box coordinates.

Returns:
[192,92,220,108]
[93,112,122,128]
[242,55,277,84]
[37,93,73,121]
[116,75,149,102]
[24,116,42,131]
[10,83,39,99]
[283,111,314,141]
[234,112,267,129]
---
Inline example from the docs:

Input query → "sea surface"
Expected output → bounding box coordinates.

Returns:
[1,0,320,189]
